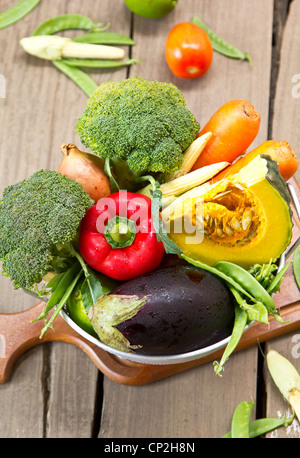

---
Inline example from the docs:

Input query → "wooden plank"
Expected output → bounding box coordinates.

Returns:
[100,0,274,438]
[0,0,131,438]
[266,0,300,438]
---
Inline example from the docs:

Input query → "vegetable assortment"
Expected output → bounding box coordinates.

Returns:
[0,67,299,376]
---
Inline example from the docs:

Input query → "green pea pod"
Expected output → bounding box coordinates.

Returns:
[231,401,255,438]
[228,284,269,324]
[61,58,140,69]
[73,31,135,46]
[192,15,252,65]
[32,13,103,36]
[213,304,248,376]
[181,255,257,302]
[245,302,269,324]
[223,413,294,438]
[52,60,98,97]
[267,261,292,294]
[214,261,285,322]
[33,261,82,321]
[0,0,41,30]
[293,246,300,290]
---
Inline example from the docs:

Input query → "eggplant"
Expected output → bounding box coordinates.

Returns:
[88,265,235,356]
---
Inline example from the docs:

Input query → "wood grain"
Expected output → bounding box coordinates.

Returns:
[265,0,300,438]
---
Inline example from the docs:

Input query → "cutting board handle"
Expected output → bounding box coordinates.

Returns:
[0,301,124,384]
[1,298,300,386]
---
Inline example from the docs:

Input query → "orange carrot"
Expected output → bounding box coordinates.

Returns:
[191,100,261,170]
[211,140,298,183]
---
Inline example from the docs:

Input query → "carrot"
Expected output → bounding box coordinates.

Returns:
[191,100,261,170]
[211,140,298,183]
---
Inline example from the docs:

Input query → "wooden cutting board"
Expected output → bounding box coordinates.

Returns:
[1,179,299,386]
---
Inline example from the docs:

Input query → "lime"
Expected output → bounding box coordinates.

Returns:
[124,0,178,19]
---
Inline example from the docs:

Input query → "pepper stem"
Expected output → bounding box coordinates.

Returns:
[104,216,136,249]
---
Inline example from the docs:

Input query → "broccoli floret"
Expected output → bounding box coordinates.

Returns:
[75,77,200,175]
[0,169,92,289]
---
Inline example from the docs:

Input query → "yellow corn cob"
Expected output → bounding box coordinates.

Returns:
[159,161,229,198]
[165,132,212,181]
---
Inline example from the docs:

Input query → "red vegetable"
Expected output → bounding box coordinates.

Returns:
[79,192,165,281]
[165,22,213,79]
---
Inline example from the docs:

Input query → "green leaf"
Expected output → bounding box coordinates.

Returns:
[151,188,182,255]
[81,266,103,314]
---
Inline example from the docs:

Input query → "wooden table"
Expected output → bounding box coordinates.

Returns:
[1,0,300,439]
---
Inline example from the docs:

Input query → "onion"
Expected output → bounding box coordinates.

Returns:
[57,143,111,202]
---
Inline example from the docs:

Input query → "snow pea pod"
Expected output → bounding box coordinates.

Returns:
[231,401,255,438]
[223,414,294,438]
[73,31,135,46]
[214,261,284,322]
[213,304,248,376]
[61,57,139,68]
[181,255,257,301]
[52,60,98,97]
[32,13,102,36]
[192,15,252,65]
[267,261,291,294]
[229,285,268,324]
[0,0,41,29]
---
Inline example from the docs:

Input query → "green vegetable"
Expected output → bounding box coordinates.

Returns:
[31,13,104,36]
[0,169,113,335]
[213,305,247,377]
[223,405,294,438]
[0,169,92,290]
[192,15,252,65]
[28,14,138,96]
[52,60,98,97]
[214,261,284,322]
[181,255,288,375]
[73,31,135,46]
[293,245,300,289]
[230,401,255,438]
[0,0,41,30]
[61,57,140,68]
[75,77,200,176]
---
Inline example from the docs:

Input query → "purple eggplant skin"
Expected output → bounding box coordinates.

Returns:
[89,265,235,356]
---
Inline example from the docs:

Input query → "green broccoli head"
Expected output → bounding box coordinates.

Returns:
[0,169,92,289]
[75,77,200,175]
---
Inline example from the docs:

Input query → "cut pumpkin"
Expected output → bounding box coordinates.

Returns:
[165,155,293,268]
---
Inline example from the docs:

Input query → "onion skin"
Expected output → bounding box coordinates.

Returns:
[57,143,111,202]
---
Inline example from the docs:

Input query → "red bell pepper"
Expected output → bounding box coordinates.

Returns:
[78,191,165,281]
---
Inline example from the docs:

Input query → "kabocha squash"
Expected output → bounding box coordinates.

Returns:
[166,155,293,268]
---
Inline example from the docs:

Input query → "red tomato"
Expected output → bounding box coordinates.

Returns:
[165,22,213,79]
